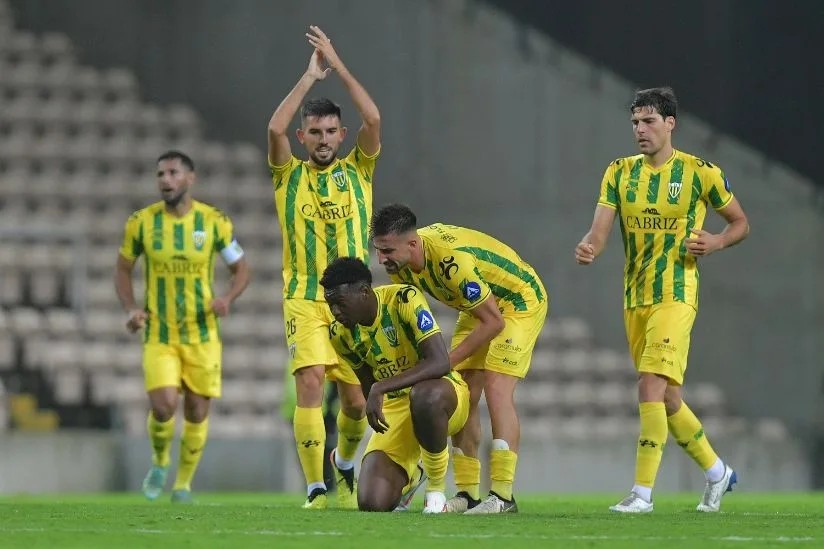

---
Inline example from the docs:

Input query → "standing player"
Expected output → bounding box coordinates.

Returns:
[371,205,548,514]
[115,151,250,503]
[320,257,469,513]
[574,87,749,513]
[267,25,381,509]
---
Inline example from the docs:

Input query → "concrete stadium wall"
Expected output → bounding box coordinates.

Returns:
[9,0,824,444]
[0,431,811,494]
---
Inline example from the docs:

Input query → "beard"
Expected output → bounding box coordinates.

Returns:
[162,189,187,207]
[309,148,337,167]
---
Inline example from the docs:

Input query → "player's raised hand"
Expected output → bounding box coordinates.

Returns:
[305,25,343,72]
[126,309,148,333]
[210,296,231,317]
[305,49,332,81]
[685,228,724,257]
[575,241,596,265]
[366,388,390,434]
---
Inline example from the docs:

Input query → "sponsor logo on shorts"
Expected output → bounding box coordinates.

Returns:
[288,343,297,359]
[494,341,523,352]
[650,337,677,353]
[501,357,519,366]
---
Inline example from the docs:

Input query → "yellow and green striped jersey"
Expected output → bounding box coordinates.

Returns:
[118,200,236,344]
[270,145,379,302]
[329,284,444,399]
[598,149,735,310]
[389,224,546,315]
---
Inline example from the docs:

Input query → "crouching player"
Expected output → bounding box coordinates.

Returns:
[320,257,469,513]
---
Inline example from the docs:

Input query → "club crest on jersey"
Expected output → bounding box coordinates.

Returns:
[417,310,435,332]
[462,281,482,302]
[668,180,683,200]
[331,167,348,190]
[383,325,399,347]
[192,230,207,250]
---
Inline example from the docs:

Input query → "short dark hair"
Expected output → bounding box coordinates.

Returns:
[301,98,342,123]
[157,150,195,171]
[320,257,372,290]
[371,204,417,238]
[630,87,677,119]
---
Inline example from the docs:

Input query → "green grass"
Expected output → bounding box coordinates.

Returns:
[0,492,822,548]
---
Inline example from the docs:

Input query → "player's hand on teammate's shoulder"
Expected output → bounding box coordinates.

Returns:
[126,309,148,333]
[575,241,596,265]
[210,296,231,317]
[685,228,723,257]
[305,25,343,73]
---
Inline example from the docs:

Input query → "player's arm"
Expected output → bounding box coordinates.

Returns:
[306,25,380,156]
[575,205,617,265]
[449,295,505,367]
[267,47,330,166]
[352,363,377,401]
[211,256,251,317]
[114,254,146,334]
[576,161,620,265]
[371,335,450,397]
[686,197,749,256]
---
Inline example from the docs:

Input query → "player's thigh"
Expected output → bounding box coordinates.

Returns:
[624,306,652,368]
[450,311,489,371]
[179,340,222,398]
[637,302,696,385]
[446,373,470,437]
[143,343,183,392]
[363,397,420,482]
[485,302,547,379]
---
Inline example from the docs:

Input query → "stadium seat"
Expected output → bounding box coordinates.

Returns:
[53,370,85,405]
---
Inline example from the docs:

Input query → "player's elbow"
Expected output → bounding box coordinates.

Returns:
[267,122,287,138]
[488,315,506,337]
[432,358,451,379]
[363,111,380,128]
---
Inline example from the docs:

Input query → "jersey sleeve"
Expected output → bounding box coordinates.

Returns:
[328,322,366,370]
[118,211,144,262]
[597,160,620,209]
[440,251,492,311]
[700,161,734,211]
[213,210,244,264]
[396,286,441,344]
[346,143,380,188]
[269,155,301,191]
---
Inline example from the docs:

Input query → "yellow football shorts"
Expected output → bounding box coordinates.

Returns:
[451,299,548,379]
[623,301,697,386]
[143,341,222,398]
[363,372,469,482]
[283,298,359,384]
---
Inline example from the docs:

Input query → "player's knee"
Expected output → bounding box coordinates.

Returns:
[357,493,392,512]
[184,398,210,423]
[409,380,447,417]
[151,402,176,422]
[294,367,324,403]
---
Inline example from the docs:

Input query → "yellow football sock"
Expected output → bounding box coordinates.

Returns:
[294,406,326,487]
[667,402,718,470]
[452,453,481,500]
[173,419,208,491]
[146,412,174,468]
[421,446,449,493]
[489,449,518,501]
[335,410,366,464]
[635,402,668,489]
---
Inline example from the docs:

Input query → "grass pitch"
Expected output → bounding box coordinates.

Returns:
[1,492,821,548]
